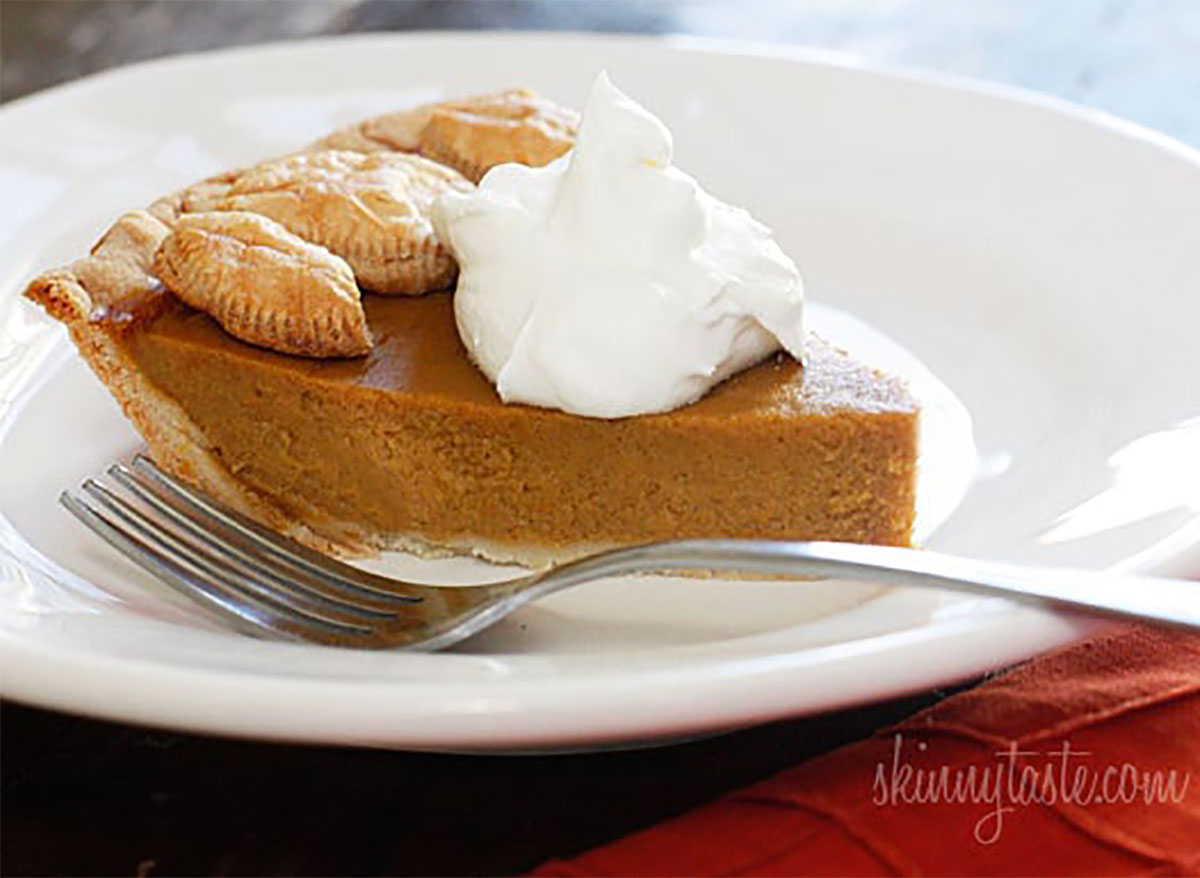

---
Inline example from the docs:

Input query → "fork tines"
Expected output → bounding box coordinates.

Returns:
[61,455,423,646]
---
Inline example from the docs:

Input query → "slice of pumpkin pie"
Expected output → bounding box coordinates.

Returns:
[23,82,918,566]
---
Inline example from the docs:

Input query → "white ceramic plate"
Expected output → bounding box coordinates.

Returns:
[2,33,1198,752]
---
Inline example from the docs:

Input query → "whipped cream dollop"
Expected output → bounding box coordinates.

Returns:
[432,72,805,418]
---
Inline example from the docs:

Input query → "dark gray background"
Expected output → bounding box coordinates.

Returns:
[3,0,1198,145]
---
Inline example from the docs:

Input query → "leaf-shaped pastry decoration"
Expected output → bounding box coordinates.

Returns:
[183,150,472,295]
[153,211,371,358]
[310,88,580,184]
[417,89,579,183]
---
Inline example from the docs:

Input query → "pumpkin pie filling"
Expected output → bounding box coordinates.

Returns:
[123,292,918,563]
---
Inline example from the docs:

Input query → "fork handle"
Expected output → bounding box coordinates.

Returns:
[531,540,1200,630]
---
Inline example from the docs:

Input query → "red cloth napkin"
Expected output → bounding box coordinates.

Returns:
[533,625,1200,876]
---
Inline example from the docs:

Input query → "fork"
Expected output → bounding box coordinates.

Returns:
[59,455,1200,650]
